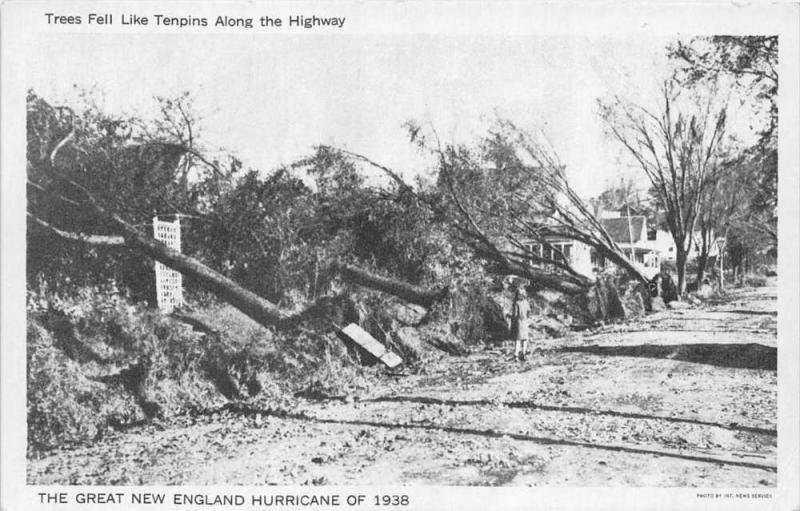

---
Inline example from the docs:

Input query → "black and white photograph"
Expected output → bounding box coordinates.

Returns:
[2,2,799,510]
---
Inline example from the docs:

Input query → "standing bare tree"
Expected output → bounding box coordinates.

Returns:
[670,36,778,275]
[599,79,729,294]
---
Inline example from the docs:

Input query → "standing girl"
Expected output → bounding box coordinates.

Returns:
[510,288,531,361]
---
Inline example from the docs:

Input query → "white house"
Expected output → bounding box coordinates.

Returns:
[600,206,722,263]
[524,232,594,277]
[526,214,724,282]
[526,216,661,280]
[653,229,721,263]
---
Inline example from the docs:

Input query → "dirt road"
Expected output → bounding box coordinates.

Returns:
[28,282,778,486]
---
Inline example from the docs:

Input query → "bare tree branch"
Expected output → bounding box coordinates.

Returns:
[27,179,82,207]
[48,128,76,167]
[28,213,126,246]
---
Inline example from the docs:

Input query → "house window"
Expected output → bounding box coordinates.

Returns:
[552,242,573,264]
[561,244,571,261]
[527,242,573,265]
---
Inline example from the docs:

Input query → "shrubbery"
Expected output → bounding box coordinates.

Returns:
[27,322,139,450]
[26,286,367,451]
[27,285,206,448]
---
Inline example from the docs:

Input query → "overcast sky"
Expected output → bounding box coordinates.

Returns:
[28,33,727,198]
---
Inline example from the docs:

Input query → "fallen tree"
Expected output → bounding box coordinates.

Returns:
[30,185,450,332]
[26,94,455,334]
[329,121,651,304]
[30,138,594,336]
[29,93,650,343]
[441,120,651,288]
[329,261,449,308]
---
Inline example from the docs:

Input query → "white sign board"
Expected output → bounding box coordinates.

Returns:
[338,323,404,369]
[153,217,183,313]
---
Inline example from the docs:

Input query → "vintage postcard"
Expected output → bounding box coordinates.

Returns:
[2,1,798,510]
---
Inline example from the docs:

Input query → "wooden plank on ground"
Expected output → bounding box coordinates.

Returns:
[337,323,403,369]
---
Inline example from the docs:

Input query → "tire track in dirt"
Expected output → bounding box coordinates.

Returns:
[359,395,777,436]
[199,398,776,473]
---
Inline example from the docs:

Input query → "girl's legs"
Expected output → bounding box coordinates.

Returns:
[514,339,528,361]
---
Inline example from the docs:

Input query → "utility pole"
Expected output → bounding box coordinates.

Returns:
[719,226,729,290]
[624,180,635,262]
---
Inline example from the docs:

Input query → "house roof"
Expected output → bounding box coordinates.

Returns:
[601,216,646,244]
[616,204,646,216]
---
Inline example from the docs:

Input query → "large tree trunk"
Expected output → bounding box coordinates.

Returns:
[695,226,710,283]
[695,253,708,284]
[675,246,688,296]
[330,262,448,308]
[109,211,293,328]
